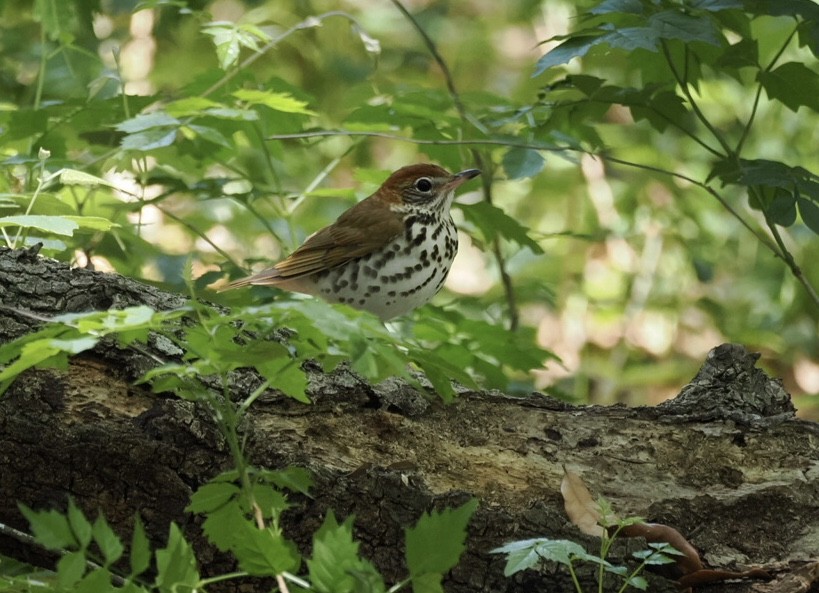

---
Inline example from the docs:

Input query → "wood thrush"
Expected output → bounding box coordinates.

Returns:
[222,163,481,319]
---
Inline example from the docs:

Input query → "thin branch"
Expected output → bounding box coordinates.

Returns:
[388,0,468,122]
[660,40,732,156]
[736,24,799,155]
[155,204,240,269]
[269,129,565,151]
[390,0,520,329]
[0,521,128,588]
[266,129,819,306]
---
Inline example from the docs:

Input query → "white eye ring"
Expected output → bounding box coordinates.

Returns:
[414,177,433,192]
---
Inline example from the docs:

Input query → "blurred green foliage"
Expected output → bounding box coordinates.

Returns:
[0,0,817,413]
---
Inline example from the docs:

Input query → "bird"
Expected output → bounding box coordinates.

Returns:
[221,163,481,320]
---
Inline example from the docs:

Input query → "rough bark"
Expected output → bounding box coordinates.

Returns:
[0,246,817,593]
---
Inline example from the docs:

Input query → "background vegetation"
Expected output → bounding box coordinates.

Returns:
[2,1,819,591]
[1,0,817,412]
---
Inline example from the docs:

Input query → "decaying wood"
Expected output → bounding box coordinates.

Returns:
[1,246,818,592]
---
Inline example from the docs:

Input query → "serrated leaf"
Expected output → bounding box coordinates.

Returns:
[19,505,77,550]
[405,499,477,578]
[490,538,545,576]
[234,523,301,576]
[502,147,546,180]
[0,340,63,382]
[260,467,314,497]
[647,10,723,46]
[201,500,248,552]
[254,357,309,402]
[758,62,819,113]
[67,499,93,549]
[308,512,382,593]
[130,516,151,577]
[233,89,316,115]
[92,515,124,566]
[74,567,115,593]
[186,482,240,514]
[250,484,289,519]
[57,551,87,589]
[155,524,199,593]
[0,215,78,236]
[164,97,224,117]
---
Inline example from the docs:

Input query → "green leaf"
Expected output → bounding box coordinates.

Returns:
[130,516,151,577]
[768,190,797,226]
[409,571,442,593]
[255,357,309,402]
[405,499,477,578]
[233,89,316,115]
[645,10,723,46]
[250,483,290,519]
[491,538,590,575]
[259,467,314,497]
[587,0,645,15]
[164,97,225,117]
[75,567,115,593]
[534,35,602,76]
[308,512,384,593]
[0,215,79,236]
[186,482,240,514]
[758,62,819,113]
[461,201,544,254]
[63,216,119,232]
[155,524,199,593]
[234,522,301,576]
[798,197,819,234]
[57,551,86,589]
[67,499,93,549]
[19,504,77,550]
[116,112,180,133]
[201,500,248,552]
[92,515,124,566]
[489,538,544,576]
[59,169,116,188]
[121,128,178,151]
[502,147,546,180]
[34,0,76,41]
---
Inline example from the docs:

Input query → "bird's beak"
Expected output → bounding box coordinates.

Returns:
[445,168,481,190]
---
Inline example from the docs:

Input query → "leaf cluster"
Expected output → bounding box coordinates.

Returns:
[8,478,477,593]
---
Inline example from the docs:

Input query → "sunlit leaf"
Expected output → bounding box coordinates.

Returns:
[0,215,78,236]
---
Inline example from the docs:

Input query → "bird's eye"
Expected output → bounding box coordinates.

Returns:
[414,177,433,192]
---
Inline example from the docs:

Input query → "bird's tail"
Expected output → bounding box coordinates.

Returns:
[218,267,284,292]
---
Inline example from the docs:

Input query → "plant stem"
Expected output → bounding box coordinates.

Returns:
[660,41,732,156]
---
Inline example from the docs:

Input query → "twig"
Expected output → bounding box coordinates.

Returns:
[390,0,520,329]
[268,129,566,151]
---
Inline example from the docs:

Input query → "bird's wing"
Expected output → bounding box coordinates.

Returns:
[223,199,404,289]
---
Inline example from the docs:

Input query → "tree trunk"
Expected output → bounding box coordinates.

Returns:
[0,246,817,593]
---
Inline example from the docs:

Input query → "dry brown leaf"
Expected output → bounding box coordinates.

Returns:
[561,467,605,537]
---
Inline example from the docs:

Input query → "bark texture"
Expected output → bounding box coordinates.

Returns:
[1,246,818,593]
